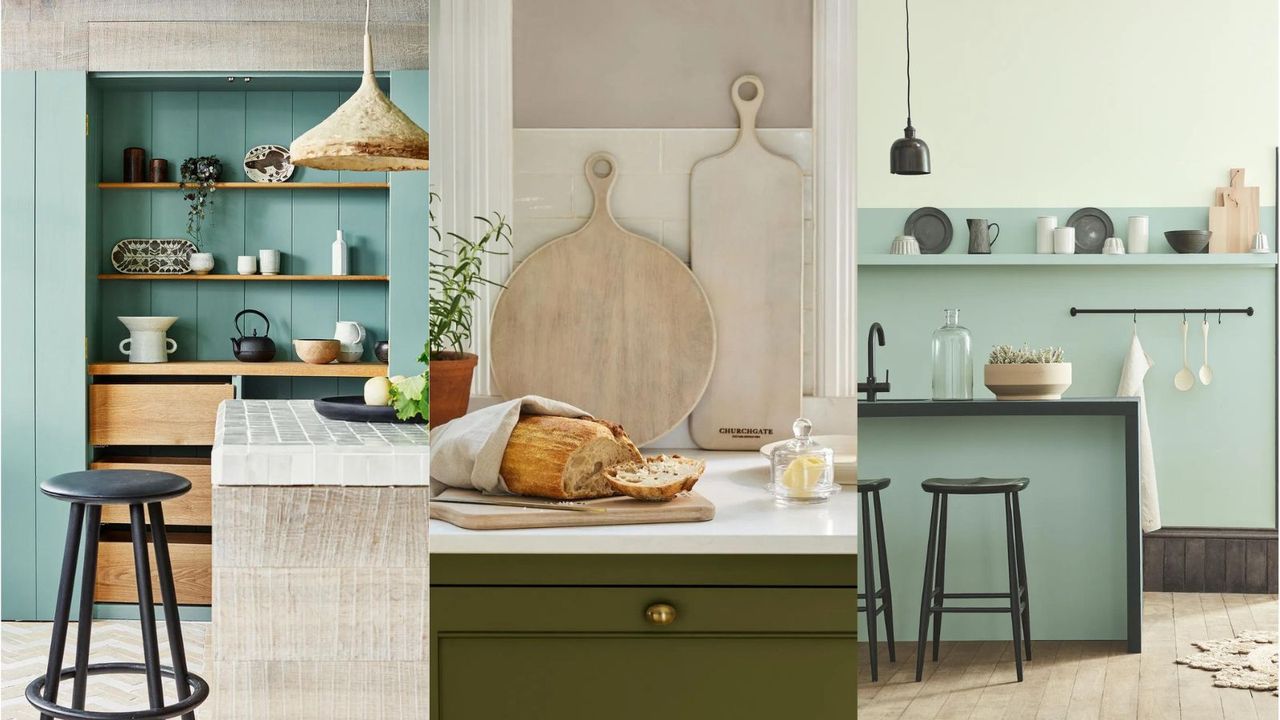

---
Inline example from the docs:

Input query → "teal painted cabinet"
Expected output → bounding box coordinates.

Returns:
[430,555,858,719]
[0,70,429,621]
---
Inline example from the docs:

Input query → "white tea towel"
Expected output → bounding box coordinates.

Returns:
[429,395,591,494]
[1117,329,1161,532]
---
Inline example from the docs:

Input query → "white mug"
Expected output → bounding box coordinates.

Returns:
[237,255,258,275]
[258,249,281,275]
[1127,216,1149,254]
[1035,216,1058,254]
[1103,237,1125,255]
[1053,226,1076,254]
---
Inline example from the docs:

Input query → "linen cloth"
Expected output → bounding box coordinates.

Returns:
[1117,329,1161,532]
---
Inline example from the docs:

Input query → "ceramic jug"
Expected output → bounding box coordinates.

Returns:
[967,218,1000,254]
[335,320,366,363]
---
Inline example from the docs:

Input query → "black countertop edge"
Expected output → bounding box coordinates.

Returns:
[858,397,1139,418]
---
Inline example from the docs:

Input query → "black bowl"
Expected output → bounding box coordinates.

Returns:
[1165,230,1211,254]
[374,340,389,364]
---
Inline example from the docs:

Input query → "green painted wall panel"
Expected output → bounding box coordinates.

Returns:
[859,207,1277,529]
[2,71,39,619]
[33,71,88,619]
[388,70,430,378]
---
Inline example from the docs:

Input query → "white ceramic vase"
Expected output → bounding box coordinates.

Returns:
[189,252,215,275]
[118,316,179,363]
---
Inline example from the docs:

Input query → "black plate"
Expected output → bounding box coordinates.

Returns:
[313,396,425,424]
[1066,207,1114,253]
[904,207,953,254]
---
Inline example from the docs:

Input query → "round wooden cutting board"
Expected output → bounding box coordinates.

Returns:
[490,152,716,446]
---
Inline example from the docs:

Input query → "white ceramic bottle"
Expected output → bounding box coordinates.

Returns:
[1127,216,1149,254]
[332,229,348,275]
[1035,216,1057,254]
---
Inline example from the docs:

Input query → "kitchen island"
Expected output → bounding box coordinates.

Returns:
[859,398,1141,651]
[429,449,857,720]
[209,400,431,719]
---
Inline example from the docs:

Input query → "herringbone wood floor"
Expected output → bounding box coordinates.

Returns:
[1,620,208,720]
[858,593,1278,719]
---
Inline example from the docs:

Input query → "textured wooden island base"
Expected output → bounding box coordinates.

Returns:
[209,486,430,719]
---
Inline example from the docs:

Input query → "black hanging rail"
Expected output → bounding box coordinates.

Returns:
[1069,307,1254,317]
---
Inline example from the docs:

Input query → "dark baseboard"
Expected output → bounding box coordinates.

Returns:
[1144,527,1277,593]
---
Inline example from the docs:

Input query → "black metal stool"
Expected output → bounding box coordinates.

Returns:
[914,477,1031,683]
[857,477,895,682]
[26,470,208,720]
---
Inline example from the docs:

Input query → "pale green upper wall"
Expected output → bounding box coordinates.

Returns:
[858,0,1279,208]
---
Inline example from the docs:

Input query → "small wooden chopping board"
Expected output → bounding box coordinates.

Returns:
[490,152,716,447]
[1209,168,1259,253]
[688,75,803,450]
[430,488,715,530]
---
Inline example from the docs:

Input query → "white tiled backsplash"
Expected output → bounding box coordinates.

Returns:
[512,128,817,396]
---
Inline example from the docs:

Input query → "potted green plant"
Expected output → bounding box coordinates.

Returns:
[388,193,512,425]
[180,155,222,274]
[983,344,1072,400]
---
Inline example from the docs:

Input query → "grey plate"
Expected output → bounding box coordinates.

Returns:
[1066,207,1114,253]
[904,207,953,254]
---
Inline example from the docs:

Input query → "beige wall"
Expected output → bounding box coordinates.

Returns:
[513,0,812,128]
[1,0,428,70]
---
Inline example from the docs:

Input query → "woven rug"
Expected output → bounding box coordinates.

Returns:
[1176,630,1278,693]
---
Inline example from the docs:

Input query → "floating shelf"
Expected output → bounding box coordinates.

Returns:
[97,274,388,282]
[97,182,388,190]
[89,361,388,378]
[860,254,1278,267]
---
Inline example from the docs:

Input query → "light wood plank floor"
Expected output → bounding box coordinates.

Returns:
[858,593,1278,719]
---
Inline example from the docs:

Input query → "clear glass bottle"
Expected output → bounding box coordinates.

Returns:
[932,309,973,400]
[768,418,838,505]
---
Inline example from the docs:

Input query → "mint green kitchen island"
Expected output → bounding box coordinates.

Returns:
[429,450,857,719]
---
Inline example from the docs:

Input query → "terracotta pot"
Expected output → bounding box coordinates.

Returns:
[429,352,478,427]
[984,362,1072,400]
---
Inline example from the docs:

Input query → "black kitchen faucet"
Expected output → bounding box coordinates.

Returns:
[858,322,890,401]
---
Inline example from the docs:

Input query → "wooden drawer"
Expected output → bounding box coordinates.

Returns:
[89,383,233,445]
[94,531,211,605]
[90,457,211,526]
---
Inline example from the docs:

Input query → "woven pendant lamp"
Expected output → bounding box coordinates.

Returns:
[290,0,429,171]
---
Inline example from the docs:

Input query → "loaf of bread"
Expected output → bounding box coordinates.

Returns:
[500,415,643,499]
[604,454,706,501]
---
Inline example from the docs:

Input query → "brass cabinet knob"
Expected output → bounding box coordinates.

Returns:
[645,602,677,626]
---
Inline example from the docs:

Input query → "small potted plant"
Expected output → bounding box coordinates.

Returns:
[984,344,1072,400]
[180,155,222,274]
[389,193,512,425]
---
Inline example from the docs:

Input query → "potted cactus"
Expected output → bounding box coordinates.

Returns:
[983,344,1072,400]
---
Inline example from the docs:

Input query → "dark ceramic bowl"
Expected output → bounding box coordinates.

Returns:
[1165,230,1211,254]
[374,340,389,364]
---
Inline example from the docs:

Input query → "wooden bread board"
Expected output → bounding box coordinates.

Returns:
[1209,168,1259,253]
[430,488,715,530]
[689,75,803,450]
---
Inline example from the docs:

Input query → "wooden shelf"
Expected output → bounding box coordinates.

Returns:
[97,182,388,190]
[89,361,389,378]
[98,274,388,282]
[860,253,1278,267]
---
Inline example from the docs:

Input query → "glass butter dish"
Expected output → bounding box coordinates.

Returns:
[767,418,839,505]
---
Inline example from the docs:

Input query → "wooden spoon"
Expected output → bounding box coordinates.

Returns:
[1174,320,1195,391]
[1198,319,1213,385]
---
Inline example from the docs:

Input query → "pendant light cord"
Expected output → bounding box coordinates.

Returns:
[905,0,913,126]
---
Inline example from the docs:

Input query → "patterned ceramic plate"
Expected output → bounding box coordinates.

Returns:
[243,144,295,183]
[1066,207,1114,254]
[110,238,197,274]
[904,207,953,254]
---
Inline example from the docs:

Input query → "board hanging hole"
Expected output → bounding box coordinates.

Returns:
[737,81,759,102]
[591,158,614,179]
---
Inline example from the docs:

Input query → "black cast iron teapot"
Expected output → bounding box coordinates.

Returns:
[232,309,276,362]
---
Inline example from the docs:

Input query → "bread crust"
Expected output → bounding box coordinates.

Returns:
[500,415,643,499]
[604,454,706,501]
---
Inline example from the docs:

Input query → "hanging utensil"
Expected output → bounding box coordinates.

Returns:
[1198,319,1213,385]
[1174,319,1195,391]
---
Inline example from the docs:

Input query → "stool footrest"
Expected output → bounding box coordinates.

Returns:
[26,662,208,720]
[929,605,1015,614]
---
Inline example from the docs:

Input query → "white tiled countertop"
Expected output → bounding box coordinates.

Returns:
[429,449,857,555]
[212,400,429,486]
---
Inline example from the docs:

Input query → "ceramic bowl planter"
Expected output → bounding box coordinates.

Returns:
[429,351,477,426]
[189,252,214,275]
[984,362,1072,400]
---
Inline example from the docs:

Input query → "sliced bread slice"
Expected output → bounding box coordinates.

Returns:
[604,454,706,501]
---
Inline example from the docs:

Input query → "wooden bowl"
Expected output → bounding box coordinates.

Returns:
[293,338,340,364]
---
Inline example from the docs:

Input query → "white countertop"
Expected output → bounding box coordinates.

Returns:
[212,400,429,487]
[428,449,856,555]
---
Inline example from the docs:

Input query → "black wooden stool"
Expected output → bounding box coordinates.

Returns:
[26,470,209,720]
[914,477,1031,683]
[857,477,895,682]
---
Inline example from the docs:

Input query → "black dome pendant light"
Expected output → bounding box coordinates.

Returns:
[890,0,931,175]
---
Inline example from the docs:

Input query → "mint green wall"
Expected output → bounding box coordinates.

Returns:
[859,207,1277,529]
[388,70,430,378]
